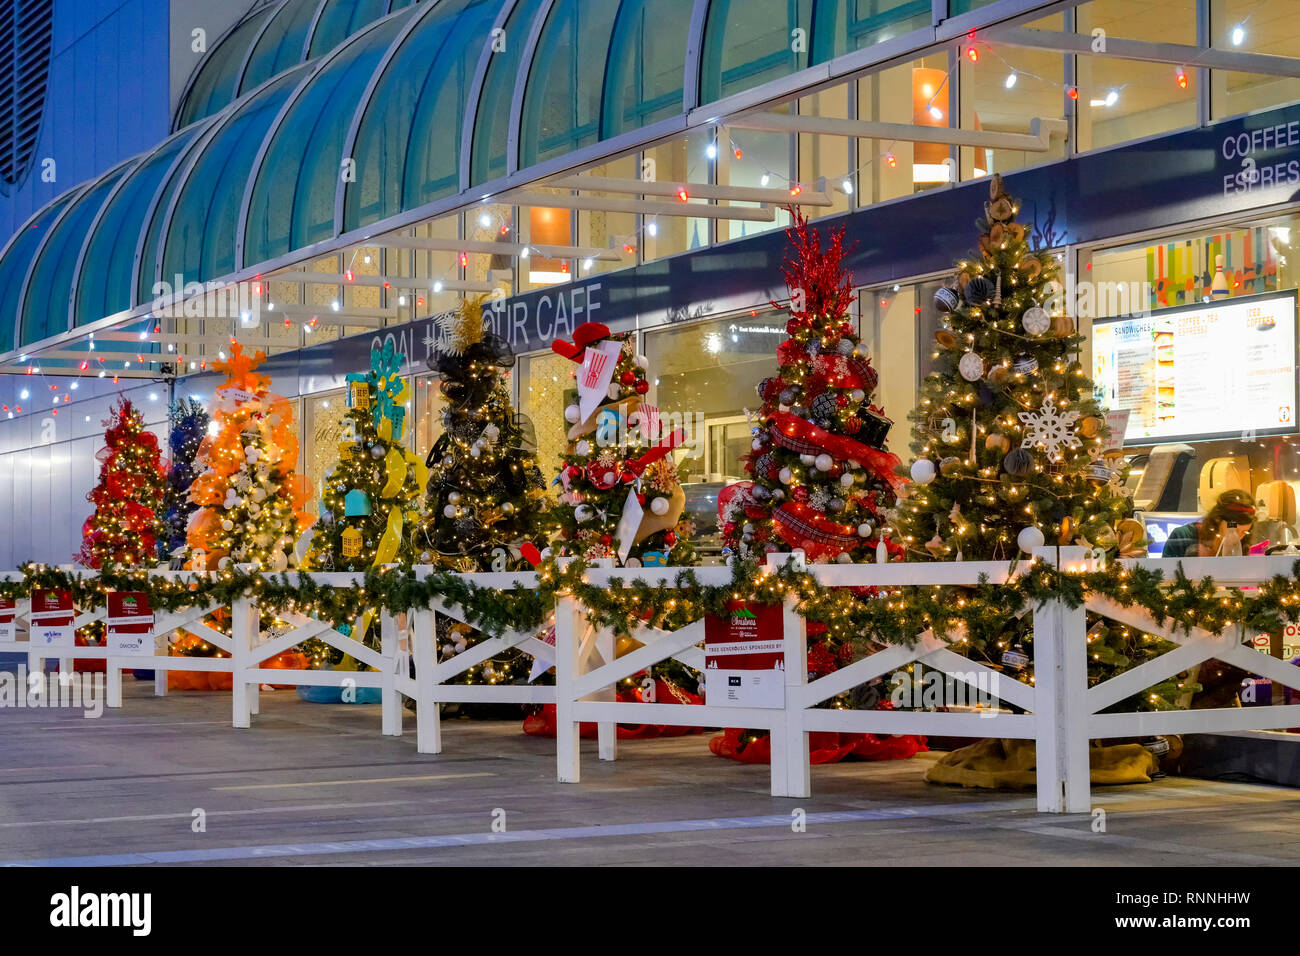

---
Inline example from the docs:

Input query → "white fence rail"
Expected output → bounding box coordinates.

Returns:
[3,553,1300,813]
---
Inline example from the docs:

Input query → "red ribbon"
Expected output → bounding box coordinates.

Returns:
[768,412,903,492]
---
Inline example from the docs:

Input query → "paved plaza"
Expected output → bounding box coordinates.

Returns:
[2,680,1300,867]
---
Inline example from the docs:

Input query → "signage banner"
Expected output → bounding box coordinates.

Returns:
[0,597,15,642]
[704,601,785,708]
[30,589,75,650]
[106,591,155,656]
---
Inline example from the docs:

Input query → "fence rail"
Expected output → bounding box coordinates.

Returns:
[1,551,1298,813]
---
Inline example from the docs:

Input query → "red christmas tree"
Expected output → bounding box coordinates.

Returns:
[78,398,168,569]
[721,210,903,563]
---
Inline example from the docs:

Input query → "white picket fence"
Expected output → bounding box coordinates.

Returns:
[3,551,1300,814]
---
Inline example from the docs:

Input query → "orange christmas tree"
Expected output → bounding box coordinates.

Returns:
[186,344,313,571]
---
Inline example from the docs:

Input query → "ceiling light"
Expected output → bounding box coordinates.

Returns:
[1231,24,1244,45]
[479,212,491,228]
[1005,72,1017,89]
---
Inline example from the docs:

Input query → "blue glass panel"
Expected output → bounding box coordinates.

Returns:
[307,0,391,58]
[74,128,201,328]
[810,0,930,63]
[162,68,307,287]
[0,195,74,351]
[176,6,276,128]
[345,0,506,231]
[240,0,324,95]
[700,0,813,104]
[470,0,547,184]
[137,130,213,307]
[520,0,622,166]
[246,15,413,263]
[601,0,693,139]
[20,169,126,347]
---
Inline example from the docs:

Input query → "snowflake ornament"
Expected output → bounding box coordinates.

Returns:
[808,486,833,512]
[1018,396,1080,462]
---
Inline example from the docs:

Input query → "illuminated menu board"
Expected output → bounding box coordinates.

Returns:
[1092,290,1300,445]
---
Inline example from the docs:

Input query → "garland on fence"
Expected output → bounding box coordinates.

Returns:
[3,557,1298,653]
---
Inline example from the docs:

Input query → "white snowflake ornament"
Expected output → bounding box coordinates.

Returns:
[1018,396,1081,462]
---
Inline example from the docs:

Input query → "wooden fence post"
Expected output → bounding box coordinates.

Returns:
[595,627,617,762]
[231,594,258,729]
[380,609,401,737]
[1033,545,1090,813]
[555,594,582,784]
[771,593,810,798]
[413,608,440,753]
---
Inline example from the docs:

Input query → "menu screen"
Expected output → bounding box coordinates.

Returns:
[1092,290,1299,445]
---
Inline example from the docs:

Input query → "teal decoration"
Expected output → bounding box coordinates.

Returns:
[642,551,668,567]
[344,489,371,516]
[345,342,409,442]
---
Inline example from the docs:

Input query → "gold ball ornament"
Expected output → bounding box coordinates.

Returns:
[985,433,1011,454]
[1078,416,1103,438]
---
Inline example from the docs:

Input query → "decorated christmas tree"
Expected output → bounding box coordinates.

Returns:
[890,173,1134,564]
[186,343,314,572]
[720,210,903,563]
[887,175,1183,712]
[305,340,425,572]
[417,296,552,570]
[549,322,695,567]
[77,398,168,569]
[159,398,209,561]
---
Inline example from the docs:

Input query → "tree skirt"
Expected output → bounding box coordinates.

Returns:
[924,738,1160,789]
[709,727,928,764]
[523,678,705,740]
[167,650,307,691]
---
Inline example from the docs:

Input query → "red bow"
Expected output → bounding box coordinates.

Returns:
[551,322,612,362]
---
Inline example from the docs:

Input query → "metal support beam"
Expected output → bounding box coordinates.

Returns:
[726,111,1068,151]
[374,235,623,260]
[496,191,778,221]
[984,26,1300,78]
[269,273,499,294]
[30,350,172,365]
[543,174,836,206]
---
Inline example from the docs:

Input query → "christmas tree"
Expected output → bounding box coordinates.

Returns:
[186,343,314,572]
[887,175,1182,709]
[720,210,903,563]
[417,296,552,570]
[77,398,168,569]
[550,322,695,567]
[890,173,1132,564]
[159,398,209,561]
[305,340,425,572]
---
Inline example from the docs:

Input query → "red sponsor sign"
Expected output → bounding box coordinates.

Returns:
[107,591,155,655]
[704,601,785,707]
[30,589,74,650]
[0,597,16,642]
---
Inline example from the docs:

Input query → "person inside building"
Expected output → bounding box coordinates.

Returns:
[1161,488,1256,558]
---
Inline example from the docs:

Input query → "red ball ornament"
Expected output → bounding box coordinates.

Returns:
[839,323,854,336]
[786,319,802,335]
[634,380,649,395]
[600,534,612,546]
[620,370,637,386]
[664,532,677,547]
[792,486,809,502]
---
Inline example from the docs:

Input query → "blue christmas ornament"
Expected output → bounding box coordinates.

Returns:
[344,489,371,516]
[641,551,668,567]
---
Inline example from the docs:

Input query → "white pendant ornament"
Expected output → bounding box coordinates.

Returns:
[778,467,793,484]
[840,472,854,487]
[443,504,457,518]
[649,496,670,516]
[857,522,873,537]
[575,440,591,456]
[574,504,595,522]
[1018,525,1045,553]
[814,454,833,471]
[910,458,936,484]
[835,551,852,564]
[800,454,816,465]
[958,351,985,382]
[1021,305,1051,336]
[850,389,865,403]
[752,438,764,451]
[564,404,581,424]
[607,383,621,400]
[448,491,461,505]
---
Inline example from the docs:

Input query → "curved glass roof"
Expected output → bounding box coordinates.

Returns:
[0,192,79,352]
[74,125,205,328]
[163,68,309,288]
[4,0,935,351]
[19,166,128,347]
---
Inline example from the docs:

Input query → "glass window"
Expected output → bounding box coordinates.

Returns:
[574,155,638,277]
[239,0,322,96]
[862,279,935,456]
[162,67,307,288]
[302,389,349,521]
[519,348,577,486]
[1210,0,1300,120]
[470,0,547,185]
[177,7,277,127]
[700,0,813,105]
[307,0,390,58]
[1075,0,1198,152]
[245,15,412,267]
[520,0,621,167]
[797,88,852,220]
[641,130,716,260]
[75,128,199,328]
[1084,213,1300,542]
[345,0,504,232]
[811,0,929,63]
[0,194,73,351]
[959,14,1066,179]
[856,52,950,204]
[20,168,125,347]
[601,0,693,138]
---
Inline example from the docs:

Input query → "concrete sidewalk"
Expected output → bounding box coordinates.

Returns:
[2,680,1299,866]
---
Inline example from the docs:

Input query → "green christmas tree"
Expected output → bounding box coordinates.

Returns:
[417,295,553,571]
[306,341,425,573]
[889,174,1185,709]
